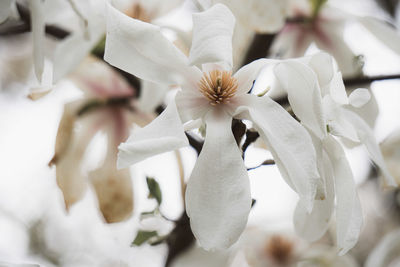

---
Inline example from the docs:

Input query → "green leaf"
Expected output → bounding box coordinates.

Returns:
[309,0,327,17]
[132,230,158,246]
[146,177,162,205]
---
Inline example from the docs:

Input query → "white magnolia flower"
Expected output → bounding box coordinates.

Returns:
[271,1,400,77]
[105,3,320,249]
[365,228,400,267]
[50,58,154,223]
[274,52,398,255]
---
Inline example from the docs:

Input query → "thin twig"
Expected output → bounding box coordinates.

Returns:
[247,159,276,171]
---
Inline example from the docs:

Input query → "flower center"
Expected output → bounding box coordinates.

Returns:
[198,70,238,106]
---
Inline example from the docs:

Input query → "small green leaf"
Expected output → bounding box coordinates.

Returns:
[309,0,327,17]
[146,177,162,205]
[132,230,158,246]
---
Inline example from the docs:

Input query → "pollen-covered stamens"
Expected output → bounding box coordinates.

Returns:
[198,70,238,106]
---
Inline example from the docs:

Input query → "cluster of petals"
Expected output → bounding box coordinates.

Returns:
[104,3,323,250]
[274,52,397,254]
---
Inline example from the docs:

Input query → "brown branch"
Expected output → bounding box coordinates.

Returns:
[185,133,203,155]
[247,159,276,171]
[241,33,276,67]
[344,74,400,87]
[242,130,260,158]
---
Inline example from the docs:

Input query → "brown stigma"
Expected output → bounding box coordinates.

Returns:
[127,4,151,22]
[198,70,238,106]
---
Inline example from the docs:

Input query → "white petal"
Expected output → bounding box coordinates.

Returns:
[294,144,334,242]
[323,135,363,256]
[329,72,349,105]
[316,20,362,77]
[189,4,235,70]
[0,0,13,24]
[137,80,169,113]
[117,101,188,168]
[216,0,288,33]
[234,58,277,95]
[359,17,400,56]
[235,95,319,211]
[343,109,397,188]
[53,24,104,82]
[348,88,371,108]
[307,52,335,89]
[175,89,209,123]
[365,229,400,267]
[105,3,189,85]
[274,60,326,139]
[185,111,251,250]
[30,0,45,82]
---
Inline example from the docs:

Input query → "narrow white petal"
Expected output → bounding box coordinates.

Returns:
[359,17,400,56]
[329,72,349,105]
[138,0,184,19]
[175,89,209,123]
[105,3,189,85]
[274,60,326,138]
[234,58,277,95]
[365,229,400,267]
[137,80,169,113]
[189,4,235,70]
[323,135,363,256]
[343,109,397,188]
[185,111,251,250]
[235,95,319,212]
[117,101,188,168]
[0,0,13,24]
[307,52,335,89]
[30,0,45,82]
[348,88,371,108]
[294,144,334,241]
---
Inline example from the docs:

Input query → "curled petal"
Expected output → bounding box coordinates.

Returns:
[105,3,189,85]
[348,88,371,108]
[307,52,335,89]
[343,109,397,188]
[189,4,235,70]
[186,111,251,250]
[323,135,363,256]
[274,60,326,139]
[234,58,277,95]
[235,95,319,212]
[329,72,349,105]
[118,101,188,168]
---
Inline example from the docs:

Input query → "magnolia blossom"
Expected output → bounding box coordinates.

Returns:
[274,52,398,255]
[105,3,320,249]
[50,57,153,223]
[271,0,400,77]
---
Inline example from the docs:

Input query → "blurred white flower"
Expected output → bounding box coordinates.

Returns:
[272,0,400,77]
[365,228,400,267]
[105,3,320,250]
[50,57,154,223]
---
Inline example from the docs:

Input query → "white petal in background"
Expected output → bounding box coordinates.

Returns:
[105,4,189,85]
[118,101,188,168]
[343,109,397,188]
[30,0,45,83]
[365,229,400,267]
[0,0,13,24]
[189,4,235,70]
[185,111,251,250]
[348,88,371,108]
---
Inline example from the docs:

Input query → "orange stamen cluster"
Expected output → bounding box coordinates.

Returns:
[198,70,238,106]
